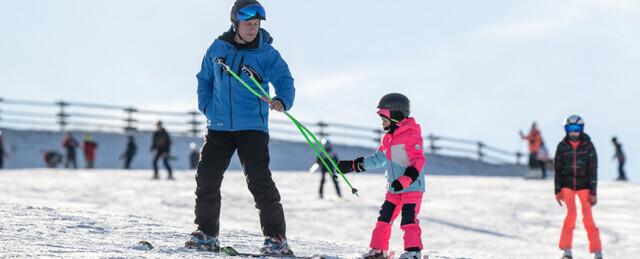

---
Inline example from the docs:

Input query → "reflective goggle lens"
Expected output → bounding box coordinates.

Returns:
[236,4,266,22]
[564,124,584,133]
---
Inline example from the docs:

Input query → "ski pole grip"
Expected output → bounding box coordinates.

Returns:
[240,65,253,77]
[214,58,229,71]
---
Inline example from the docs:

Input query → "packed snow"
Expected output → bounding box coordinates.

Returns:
[0,169,638,258]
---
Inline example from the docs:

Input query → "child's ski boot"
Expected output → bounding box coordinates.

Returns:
[398,251,421,259]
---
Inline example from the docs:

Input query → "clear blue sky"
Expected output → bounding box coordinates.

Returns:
[1,0,638,180]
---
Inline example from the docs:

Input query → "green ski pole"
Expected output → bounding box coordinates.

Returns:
[215,58,358,195]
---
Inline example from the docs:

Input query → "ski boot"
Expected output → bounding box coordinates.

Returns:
[185,230,220,251]
[560,249,572,259]
[361,249,387,259]
[260,234,293,255]
[398,251,421,259]
[593,251,603,259]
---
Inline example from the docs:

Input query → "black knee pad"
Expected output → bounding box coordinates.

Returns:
[401,204,417,225]
[377,201,397,223]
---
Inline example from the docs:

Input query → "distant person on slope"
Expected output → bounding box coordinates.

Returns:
[337,93,426,259]
[62,132,79,169]
[0,130,6,169]
[189,142,198,170]
[611,137,627,181]
[520,122,546,178]
[536,141,550,179]
[43,150,63,168]
[312,139,341,199]
[554,115,602,259]
[121,135,137,169]
[186,0,295,255]
[82,133,98,169]
[151,121,173,180]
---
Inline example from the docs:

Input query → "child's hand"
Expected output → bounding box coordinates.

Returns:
[391,175,412,192]
[391,180,404,192]
[337,160,355,173]
[555,192,563,207]
[337,157,364,174]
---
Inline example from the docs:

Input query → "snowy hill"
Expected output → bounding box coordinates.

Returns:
[1,170,638,258]
[0,128,525,177]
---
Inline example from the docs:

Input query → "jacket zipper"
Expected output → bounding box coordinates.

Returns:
[258,98,265,124]
[572,144,577,190]
[227,53,238,129]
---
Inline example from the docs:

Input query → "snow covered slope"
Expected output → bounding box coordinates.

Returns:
[0,170,637,258]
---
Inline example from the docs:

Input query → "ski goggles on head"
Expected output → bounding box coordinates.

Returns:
[236,4,266,22]
[377,108,391,119]
[377,109,399,122]
[564,124,584,133]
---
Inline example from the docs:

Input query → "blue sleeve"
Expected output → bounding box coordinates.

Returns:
[363,151,387,170]
[196,45,215,114]
[266,49,295,111]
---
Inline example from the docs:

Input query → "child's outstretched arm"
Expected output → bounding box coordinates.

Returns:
[337,148,387,174]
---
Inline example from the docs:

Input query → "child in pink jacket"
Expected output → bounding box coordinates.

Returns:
[338,93,426,259]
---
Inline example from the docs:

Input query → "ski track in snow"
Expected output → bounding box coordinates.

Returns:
[0,169,638,258]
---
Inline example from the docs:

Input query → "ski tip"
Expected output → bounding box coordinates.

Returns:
[136,240,154,250]
[220,246,240,256]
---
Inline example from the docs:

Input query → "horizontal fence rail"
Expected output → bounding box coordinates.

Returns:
[0,97,523,165]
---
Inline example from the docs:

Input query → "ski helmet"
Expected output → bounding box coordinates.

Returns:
[321,138,333,151]
[230,0,266,27]
[377,93,410,122]
[564,114,584,133]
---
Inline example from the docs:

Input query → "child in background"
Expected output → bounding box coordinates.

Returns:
[554,115,602,259]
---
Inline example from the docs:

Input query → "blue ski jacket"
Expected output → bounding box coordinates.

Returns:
[197,28,295,132]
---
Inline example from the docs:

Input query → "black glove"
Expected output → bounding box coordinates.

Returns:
[337,157,365,174]
[391,180,404,192]
[391,166,420,192]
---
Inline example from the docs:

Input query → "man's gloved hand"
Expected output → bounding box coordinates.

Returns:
[337,157,364,174]
[589,194,597,206]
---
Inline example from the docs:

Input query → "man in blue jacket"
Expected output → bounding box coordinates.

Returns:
[186,0,295,255]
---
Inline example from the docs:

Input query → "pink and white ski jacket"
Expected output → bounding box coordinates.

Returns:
[363,117,426,193]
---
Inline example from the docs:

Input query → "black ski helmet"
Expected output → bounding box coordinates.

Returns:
[377,93,410,121]
[230,0,266,29]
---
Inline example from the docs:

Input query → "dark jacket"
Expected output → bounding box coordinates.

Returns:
[151,129,172,152]
[614,142,625,163]
[317,152,338,173]
[124,139,137,157]
[63,137,78,154]
[554,133,598,195]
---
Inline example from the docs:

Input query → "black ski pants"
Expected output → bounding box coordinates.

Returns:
[65,150,77,169]
[194,130,286,238]
[319,169,341,198]
[152,148,172,177]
